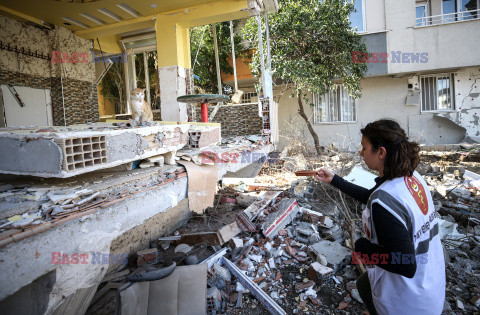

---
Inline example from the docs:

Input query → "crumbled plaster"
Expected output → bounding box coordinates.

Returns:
[437,67,480,141]
[0,15,95,83]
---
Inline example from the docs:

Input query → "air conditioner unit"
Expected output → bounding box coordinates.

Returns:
[406,76,420,106]
[407,76,419,91]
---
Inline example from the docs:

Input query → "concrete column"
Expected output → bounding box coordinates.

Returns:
[156,18,191,122]
[158,65,189,122]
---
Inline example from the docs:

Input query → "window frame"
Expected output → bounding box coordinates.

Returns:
[419,73,456,113]
[313,85,357,124]
[416,1,431,26]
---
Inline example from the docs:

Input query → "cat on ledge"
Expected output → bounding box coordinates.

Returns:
[130,88,153,123]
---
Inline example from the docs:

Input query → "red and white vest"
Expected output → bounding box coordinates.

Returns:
[362,171,445,315]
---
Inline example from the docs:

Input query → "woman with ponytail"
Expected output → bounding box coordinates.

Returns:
[316,119,445,315]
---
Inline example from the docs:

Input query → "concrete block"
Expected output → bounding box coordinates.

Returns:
[163,151,177,165]
[187,125,220,149]
[308,262,333,284]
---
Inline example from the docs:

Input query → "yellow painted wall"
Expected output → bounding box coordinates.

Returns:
[97,85,116,116]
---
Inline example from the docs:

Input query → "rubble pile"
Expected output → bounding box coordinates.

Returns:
[416,146,480,313]
[88,176,367,314]
[87,144,480,314]
[0,165,187,247]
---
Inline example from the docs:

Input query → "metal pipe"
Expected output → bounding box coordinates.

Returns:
[264,13,271,72]
[212,24,222,95]
[61,76,66,126]
[256,15,266,96]
[143,51,151,105]
[229,21,238,92]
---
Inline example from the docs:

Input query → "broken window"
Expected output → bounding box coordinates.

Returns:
[442,0,479,22]
[313,85,356,123]
[420,73,455,112]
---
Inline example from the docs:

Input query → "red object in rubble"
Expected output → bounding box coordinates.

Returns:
[201,102,208,122]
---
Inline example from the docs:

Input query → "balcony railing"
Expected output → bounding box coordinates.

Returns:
[416,8,480,27]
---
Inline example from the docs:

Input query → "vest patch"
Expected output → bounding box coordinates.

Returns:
[404,176,429,215]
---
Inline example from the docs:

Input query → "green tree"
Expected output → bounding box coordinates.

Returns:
[243,0,368,155]
[190,22,242,94]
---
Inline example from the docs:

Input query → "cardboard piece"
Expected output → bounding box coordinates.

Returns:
[343,166,377,189]
[178,160,218,214]
[120,264,208,315]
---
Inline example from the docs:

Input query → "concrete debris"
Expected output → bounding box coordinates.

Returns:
[139,161,155,168]
[51,206,64,216]
[456,299,465,310]
[163,151,177,165]
[293,222,321,244]
[174,243,193,254]
[47,192,78,204]
[137,248,159,266]
[236,192,262,207]
[309,240,351,266]
[3,139,479,314]
[262,198,299,238]
[11,214,39,228]
[283,154,308,172]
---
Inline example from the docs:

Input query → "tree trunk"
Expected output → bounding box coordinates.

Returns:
[296,90,323,155]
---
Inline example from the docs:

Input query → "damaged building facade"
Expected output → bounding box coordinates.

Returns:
[0,0,279,313]
[277,0,480,150]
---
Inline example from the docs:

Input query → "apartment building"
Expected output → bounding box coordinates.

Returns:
[277,0,480,150]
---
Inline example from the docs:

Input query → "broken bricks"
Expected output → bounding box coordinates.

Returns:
[262,198,299,238]
[136,248,159,266]
[308,262,334,284]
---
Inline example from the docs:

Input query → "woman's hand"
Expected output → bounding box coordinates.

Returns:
[315,168,334,184]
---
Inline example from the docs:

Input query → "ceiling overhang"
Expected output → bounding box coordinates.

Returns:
[0,0,277,37]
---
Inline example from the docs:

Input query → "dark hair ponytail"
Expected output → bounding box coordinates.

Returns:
[361,119,420,180]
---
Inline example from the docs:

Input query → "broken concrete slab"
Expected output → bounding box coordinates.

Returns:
[309,240,351,266]
[0,122,222,178]
[293,222,321,244]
